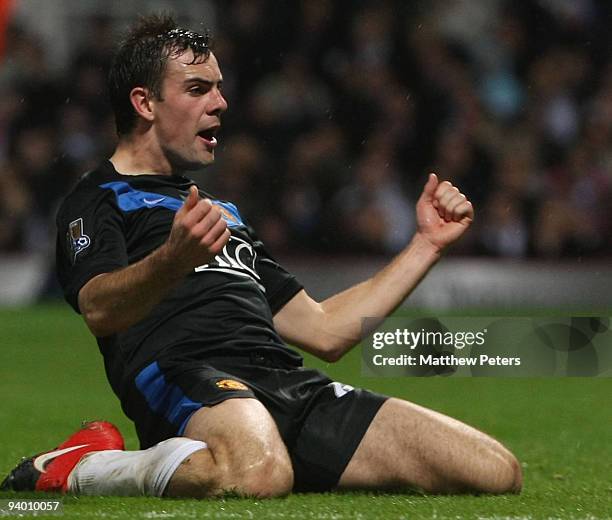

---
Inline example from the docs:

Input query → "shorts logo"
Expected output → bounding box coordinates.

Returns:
[67,218,91,263]
[215,379,249,391]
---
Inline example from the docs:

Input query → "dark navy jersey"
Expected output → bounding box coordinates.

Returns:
[56,161,304,389]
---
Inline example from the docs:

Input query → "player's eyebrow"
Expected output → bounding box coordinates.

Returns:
[183,77,223,87]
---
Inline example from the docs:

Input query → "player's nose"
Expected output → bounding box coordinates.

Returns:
[208,88,228,115]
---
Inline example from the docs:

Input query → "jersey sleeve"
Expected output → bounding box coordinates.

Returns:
[56,184,128,313]
[249,227,303,314]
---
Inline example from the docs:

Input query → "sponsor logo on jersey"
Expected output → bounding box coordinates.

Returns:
[67,218,91,263]
[216,379,249,391]
[194,236,264,291]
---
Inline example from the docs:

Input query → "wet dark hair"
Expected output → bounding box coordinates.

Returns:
[108,13,211,136]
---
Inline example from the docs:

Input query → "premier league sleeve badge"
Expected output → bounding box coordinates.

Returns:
[67,218,91,264]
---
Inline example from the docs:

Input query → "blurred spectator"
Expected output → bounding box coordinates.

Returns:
[431,123,493,208]
[0,163,30,251]
[249,53,332,149]
[8,123,77,252]
[535,142,609,257]
[479,191,529,258]
[278,122,350,252]
[214,133,271,219]
[528,47,588,150]
[333,146,415,254]
[0,24,48,86]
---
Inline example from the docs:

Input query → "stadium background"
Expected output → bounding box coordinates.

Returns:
[0,1,610,518]
[1,0,612,307]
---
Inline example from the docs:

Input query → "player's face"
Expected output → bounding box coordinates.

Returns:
[153,50,228,171]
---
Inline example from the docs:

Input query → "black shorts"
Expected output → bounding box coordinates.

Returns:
[122,352,387,491]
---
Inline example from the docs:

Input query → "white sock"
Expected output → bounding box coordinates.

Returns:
[67,438,207,497]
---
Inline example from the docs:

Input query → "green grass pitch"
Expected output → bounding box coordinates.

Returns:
[0,304,610,519]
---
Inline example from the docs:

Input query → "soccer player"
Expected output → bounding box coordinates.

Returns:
[2,15,521,497]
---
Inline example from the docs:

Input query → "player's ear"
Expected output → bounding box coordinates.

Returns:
[129,87,155,123]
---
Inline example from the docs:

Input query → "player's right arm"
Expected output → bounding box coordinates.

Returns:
[78,186,230,337]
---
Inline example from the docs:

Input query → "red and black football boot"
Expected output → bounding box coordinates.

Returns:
[1,421,124,493]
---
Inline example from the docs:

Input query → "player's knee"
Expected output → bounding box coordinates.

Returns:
[497,452,522,494]
[425,444,522,495]
[238,449,294,497]
[167,448,293,498]
[474,447,523,495]
[205,441,294,497]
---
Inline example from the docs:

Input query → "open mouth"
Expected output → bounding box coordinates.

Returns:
[197,127,219,148]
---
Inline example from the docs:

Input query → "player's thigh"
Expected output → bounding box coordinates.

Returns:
[169,398,294,496]
[183,397,291,468]
[338,397,521,493]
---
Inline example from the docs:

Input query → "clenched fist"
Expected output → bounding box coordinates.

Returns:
[164,185,231,273]
[416,173,474,252]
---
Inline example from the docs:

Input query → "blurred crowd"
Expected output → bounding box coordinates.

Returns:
[0,0,611,260]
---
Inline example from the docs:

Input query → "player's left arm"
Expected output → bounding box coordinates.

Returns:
[273,173,473,362]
